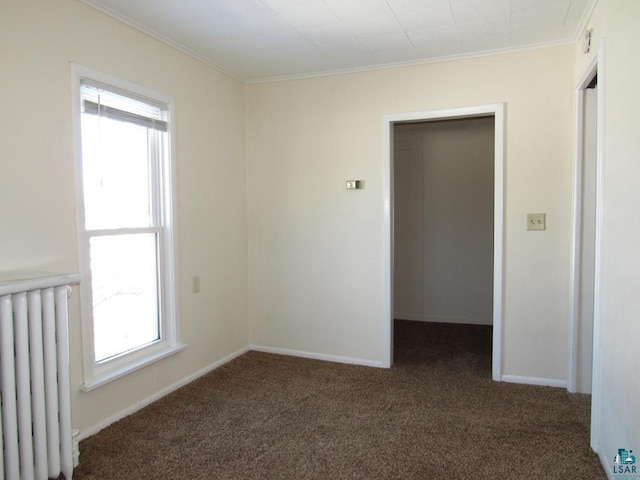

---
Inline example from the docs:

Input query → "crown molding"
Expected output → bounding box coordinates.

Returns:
[246,38,578,84]
[81,0,593,86]
[80,0,246,83]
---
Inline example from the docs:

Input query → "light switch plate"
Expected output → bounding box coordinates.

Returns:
[527,213,546,231]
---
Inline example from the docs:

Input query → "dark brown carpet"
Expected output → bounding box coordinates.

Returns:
[74,320,605,479]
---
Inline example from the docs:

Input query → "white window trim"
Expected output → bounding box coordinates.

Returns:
[71,64,184,392]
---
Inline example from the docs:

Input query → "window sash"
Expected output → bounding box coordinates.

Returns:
[80,114,166,362]
[88,230,163,363]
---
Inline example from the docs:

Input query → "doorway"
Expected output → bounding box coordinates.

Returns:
[382,104,504,381]
[569,41,606,452]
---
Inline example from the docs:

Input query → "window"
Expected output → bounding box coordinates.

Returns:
[73,66,183,390]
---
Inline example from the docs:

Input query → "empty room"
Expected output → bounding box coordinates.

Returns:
[1,0,638,479]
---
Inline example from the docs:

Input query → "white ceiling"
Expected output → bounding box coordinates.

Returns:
[82,0,595,83]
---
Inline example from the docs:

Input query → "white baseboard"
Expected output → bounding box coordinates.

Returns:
[250,344,385,368]
[501,374,567,388]
[79,347,572,448]
[394,313,493,326]
[78,344,384,442]
[597,448,613,480]
[77,346,251,441]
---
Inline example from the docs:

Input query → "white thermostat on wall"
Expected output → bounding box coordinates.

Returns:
[346,180,363,190]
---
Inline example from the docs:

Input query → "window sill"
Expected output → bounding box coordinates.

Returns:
[80,343,187,392]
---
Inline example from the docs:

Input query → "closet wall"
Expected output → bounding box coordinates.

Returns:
[394,117,494,325]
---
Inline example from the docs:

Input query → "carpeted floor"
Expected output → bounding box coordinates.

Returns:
[74,320,605,479]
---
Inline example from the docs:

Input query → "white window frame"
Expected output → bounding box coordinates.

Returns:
[72,64,184,391]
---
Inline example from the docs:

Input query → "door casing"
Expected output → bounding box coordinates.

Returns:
[569,40,606,452]
[382,104,504,381]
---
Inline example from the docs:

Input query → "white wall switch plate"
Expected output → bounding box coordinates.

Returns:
[527,213,546,231]
[192,276,200,293]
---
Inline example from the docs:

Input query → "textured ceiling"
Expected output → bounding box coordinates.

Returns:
[82,0,595,83]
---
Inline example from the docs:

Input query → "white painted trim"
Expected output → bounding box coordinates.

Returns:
[597,449,614,480]
[77,346,251,441]
[250,345,385,369]
[567,40,606,454]
[492,105,505,383]
[568,54,599,394]
[71,64,94,394]
[573,0,600,45]
[76,342,572,443]
[79,0,242,82]
[77,343,384,440]
[590,40,607,454]
[80,0,592,86]
[394,314,492,326]
[71,63,182,390]
[248,40,578,84]
[382,117,393,368]
[567,89,583,394]
[383,105,504,124]
[501,375,567,389]
[80,344,187,392]
[382,104,504,380]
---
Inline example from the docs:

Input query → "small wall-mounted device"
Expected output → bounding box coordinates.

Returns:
[346,180,363,190]
[583,29,592,54]
[527,213,546,231]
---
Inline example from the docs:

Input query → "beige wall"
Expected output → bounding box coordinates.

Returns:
[394,118,494,326]
[246,45,575,380]
[6,0,624,448]
[0,1,248,435]
[575,0,640,471]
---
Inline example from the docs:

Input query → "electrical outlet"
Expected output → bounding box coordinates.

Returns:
[527,213,546,231]
[192,276,200,293]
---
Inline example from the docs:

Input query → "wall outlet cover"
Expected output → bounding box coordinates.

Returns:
[527,213,546,231]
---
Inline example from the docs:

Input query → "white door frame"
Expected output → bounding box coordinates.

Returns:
[568,40,606,451]
[382,103,504,381]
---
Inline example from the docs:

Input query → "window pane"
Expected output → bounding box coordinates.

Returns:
[81,114,155,229]
[90,233,160,362]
